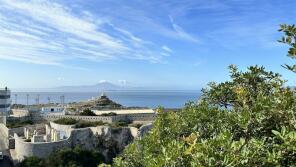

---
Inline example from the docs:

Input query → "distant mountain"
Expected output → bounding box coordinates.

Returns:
[51,81,128,92]
[12,81,201,92]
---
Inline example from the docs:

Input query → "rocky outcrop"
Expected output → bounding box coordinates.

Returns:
[69,126,138,163]
[70,94,123,111]
[13,121,152,163]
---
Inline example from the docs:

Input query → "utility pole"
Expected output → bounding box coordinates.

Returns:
[60,95,65,107]
[36,94,40,105]
[14,94,17,104]
[47,97,51,104]
[26,94,29,107]
[37,94,40,105]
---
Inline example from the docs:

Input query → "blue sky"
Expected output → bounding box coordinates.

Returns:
[0,0,295,90]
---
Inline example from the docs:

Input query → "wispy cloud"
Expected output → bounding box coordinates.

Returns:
[0,0,166,66]
[162,45,173,53]
[168,15,199,43]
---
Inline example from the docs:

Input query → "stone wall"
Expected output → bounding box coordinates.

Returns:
[0,123,9,138]
[0,116,6,124]
[14,133,71,160]
[14,124,142,162]
[9,127,25,137]
[7,116,31,122]
[0,123,9,148]
[32,114,113,123]
[49,122,74,137]
[31,113,156,123]
[11,109,30,117]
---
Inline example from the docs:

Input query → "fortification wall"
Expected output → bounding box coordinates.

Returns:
[13,111,157,125]
[7,116,31,122]
[9,127,24,137]
[11,109,30,117]
[110,113,157,122]
[14,125,141,162]
[32,115,113,123]
[126,113,157,122]
[14,133,71,160]
[0,123,9,138]
[49,122,74,136]
[0,116,6,124]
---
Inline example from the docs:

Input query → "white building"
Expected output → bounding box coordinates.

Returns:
[0,87,11,115]
[41,106,64,113]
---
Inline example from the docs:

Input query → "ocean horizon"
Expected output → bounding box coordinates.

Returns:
[12,90,201,108]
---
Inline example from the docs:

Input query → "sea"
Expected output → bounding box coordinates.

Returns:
[12,90,201,108]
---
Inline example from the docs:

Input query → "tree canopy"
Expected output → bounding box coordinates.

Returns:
[20,147,104,167]
[80,108,97,116]
[279,24,296,72]
[113,65,296,166]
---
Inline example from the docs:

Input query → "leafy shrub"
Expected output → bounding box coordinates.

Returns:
[111,120,132,128]
[53,118,77,125]
[80,108,97,116]
[75,120,106,128]
[113,66,296,167]
[19,156,44,167]
[278,24,296,72]
[6,120,33,128]
[101,112,117,116]
[20,147,104,167]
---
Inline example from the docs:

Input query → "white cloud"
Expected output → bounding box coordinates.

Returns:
[160,52,171,57]
[0,0,166,66]
[169,15,199,43]
[98,80,107,83]
[162,45,173,53]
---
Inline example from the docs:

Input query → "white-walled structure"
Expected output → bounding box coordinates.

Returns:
[41,106,64,113]
[0,87,11,116]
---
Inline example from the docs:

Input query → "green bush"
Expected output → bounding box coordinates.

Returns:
[53,118,78,125]
[75,121,106,128]
[80,108,97,116]
[113,66,296,167]
[111,120,132,128]
[6,120,33,128]
[101,112,117,116]
[19,156,44,167]
[20,147,104,167]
